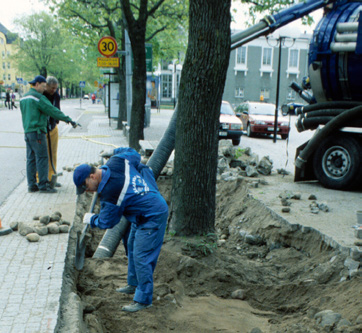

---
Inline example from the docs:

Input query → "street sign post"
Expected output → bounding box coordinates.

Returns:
[16,78,23,85]
[79,81,86,108]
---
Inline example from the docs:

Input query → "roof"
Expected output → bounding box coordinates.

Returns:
[0,23,17,44]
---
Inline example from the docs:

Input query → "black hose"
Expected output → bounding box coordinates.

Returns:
[300,101,362,113]
[295,105,362,169]
[303,109,347,118]
[92,105,179,258]
[296,117,334,132]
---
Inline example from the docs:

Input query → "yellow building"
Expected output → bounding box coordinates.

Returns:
[0,23,26,98]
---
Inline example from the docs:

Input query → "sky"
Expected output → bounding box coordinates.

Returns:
[1,0,323,36]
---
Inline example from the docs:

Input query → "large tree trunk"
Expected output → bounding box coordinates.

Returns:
[169,0,231,236]
[117,31,127,129]
[128,27,146,150]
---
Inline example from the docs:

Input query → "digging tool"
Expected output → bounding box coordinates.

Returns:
[75,192,98,270]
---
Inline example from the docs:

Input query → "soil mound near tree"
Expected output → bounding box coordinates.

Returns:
[73,178,361,333]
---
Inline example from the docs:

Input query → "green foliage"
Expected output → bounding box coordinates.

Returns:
[233,147,246,159]
[184,233,218,257]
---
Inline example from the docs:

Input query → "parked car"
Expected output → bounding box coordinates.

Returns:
[219,101,243,146]
[235,102,290,140]
[83,94,89,99]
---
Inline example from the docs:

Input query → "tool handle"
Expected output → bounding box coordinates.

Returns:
[79,192,98,245]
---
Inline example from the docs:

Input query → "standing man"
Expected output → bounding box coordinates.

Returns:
[147,80,158,112]
[73,147,168,312]
[20,75,77,193]
[44,76,62,187]
[5,90,10,109]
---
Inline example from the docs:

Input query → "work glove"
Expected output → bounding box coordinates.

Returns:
[70,121,80,128]
[100,149,115,158]
[83,213,95,225]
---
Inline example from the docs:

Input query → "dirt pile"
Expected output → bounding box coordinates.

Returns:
[73,177,361,333]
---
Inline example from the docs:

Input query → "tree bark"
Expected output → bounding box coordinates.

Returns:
[117,31,127,130]
[169,0,231,236]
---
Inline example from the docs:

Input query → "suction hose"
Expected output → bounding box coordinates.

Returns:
[297,101,362,114]
[93,105,178,258]
[295,105,362,170]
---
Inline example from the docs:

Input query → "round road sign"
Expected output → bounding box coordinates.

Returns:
[98,36,118,57]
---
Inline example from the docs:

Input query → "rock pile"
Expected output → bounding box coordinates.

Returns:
[10,211,70,242]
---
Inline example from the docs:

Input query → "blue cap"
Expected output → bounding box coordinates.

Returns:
[73,164,92,195]
[29,75,47,85]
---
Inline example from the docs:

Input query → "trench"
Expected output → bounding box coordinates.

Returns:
[57,178,361,333]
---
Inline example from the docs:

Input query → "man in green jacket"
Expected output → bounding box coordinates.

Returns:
[20,75,77,193]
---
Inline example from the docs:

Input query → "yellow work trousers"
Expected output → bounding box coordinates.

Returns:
[36,126,59,182]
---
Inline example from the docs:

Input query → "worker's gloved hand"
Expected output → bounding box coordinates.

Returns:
[100,149,114,158]
[70,121,78,128]
[83,213,95,224]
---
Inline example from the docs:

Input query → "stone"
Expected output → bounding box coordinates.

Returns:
[350,247,361,261]
[50,214,61,222]
[60,220,71,226]
[59,225,69,233]
[354,240,362,246]
[277,168,289,175]
[281,198,291,206]
[291,193,301,200]
[218,157,230,174]
[257,156,273,175]
[32,216,40,220]
[344,257,360,271]
[217,240,226,247]
[314,310,342,328]
[356,314,362,325]
[40,215,51,225]
[166,168,173,176]
[250,328,263,333]
[53,211,62,217]
[308,194,317,200]
[48,223,60,234]
[34,226,48,236]
[26,233,40,242]
[354,227,362,239]
[231,289,246,300]
[318,202,329,212]
[282,207,291,213]
[19,224,35,236]
[10,222,18,231]
[246,165,258,177]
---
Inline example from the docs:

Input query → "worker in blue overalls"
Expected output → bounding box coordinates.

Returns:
[73,147,168,312]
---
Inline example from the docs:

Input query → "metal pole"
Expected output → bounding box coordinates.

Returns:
[125,30,132,125]
[80,87,82,109]
[273,37,283,143]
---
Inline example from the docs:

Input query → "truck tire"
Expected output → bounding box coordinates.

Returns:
[313,135,362,190]
[247,124,253,137]
[232,138,240,146]
[281,134,288,140]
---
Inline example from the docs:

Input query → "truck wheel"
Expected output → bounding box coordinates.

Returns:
[247,124,253,137]
[313,135,362,190]
[281,134,288,140]
[232,138,240,146]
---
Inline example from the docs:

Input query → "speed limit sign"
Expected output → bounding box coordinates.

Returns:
[98,36,118,57]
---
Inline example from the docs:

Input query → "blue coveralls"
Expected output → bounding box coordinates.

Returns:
[89,148,168,305]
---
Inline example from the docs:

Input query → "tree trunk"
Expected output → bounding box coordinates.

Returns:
[117,32,127,130]
[169,0,231,236]
[128,26,146,151]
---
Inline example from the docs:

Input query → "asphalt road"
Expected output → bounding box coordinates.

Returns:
[0,99,83,206]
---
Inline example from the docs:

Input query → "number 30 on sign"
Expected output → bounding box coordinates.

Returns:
[98,36,118,57]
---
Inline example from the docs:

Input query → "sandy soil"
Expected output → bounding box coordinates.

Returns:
[72,177,361,333]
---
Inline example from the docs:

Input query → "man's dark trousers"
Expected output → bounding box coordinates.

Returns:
[25,132,49,190]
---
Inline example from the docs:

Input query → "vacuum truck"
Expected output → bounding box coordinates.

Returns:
[232,0,362,191]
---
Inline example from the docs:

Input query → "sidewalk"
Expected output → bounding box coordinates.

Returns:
[0,103,127,333]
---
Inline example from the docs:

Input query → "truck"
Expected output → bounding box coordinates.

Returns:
[231,0,362,191]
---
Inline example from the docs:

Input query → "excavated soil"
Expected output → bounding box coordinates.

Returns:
[74,178,361,333]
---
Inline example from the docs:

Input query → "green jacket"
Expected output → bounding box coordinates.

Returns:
[20,88,72,134]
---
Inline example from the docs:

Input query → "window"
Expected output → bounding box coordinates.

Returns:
[3,74,5,80]
[7,62,10,69]
[260,89,270,100]
[262,48,272,66]
[287,49,300,78]
[236,46,246,65]
[2,62,5,69]
[8,74,11,80]
[287,90,296,101]
[7,51,10,56]
[1,51,4,58]
[289,49,299,68]
[161,74,172,98]
[235,87,244,98]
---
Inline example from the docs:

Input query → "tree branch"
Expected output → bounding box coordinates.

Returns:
[147,0,166,18]
[146,25,167,42]
[68,9,108,28]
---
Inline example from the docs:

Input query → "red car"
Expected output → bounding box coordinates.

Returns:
[236,102,290,140]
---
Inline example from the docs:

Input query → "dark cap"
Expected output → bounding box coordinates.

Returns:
[73,164,92,195]
[29,75,47,85]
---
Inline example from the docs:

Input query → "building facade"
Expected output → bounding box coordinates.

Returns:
[223,29,312,109]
